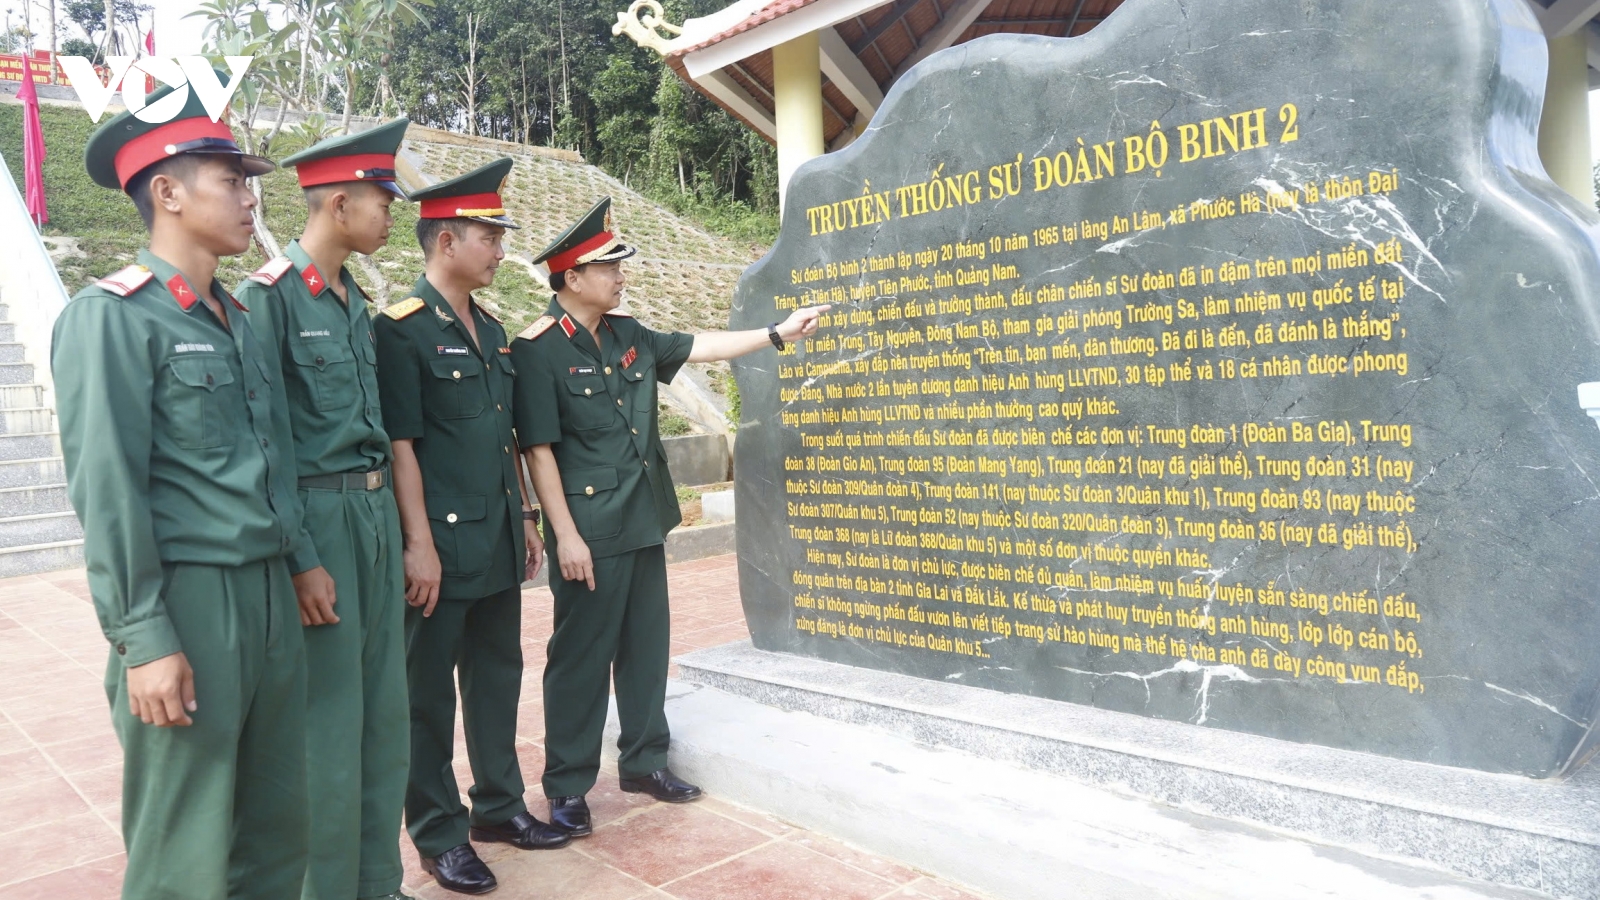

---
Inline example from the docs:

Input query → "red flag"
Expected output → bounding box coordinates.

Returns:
[143,24,156,93]
[18,54,47,227]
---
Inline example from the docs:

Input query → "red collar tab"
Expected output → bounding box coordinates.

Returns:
[294,153,398,188]
[419,192,505,220]
[546,232,614,275]
[558,314,577,338]
[166,274,199,311]
[621,346,638,369]
[302,264,326,295]
[113,117,239,190]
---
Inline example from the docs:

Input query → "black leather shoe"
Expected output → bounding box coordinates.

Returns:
[469,811,571,850]
[548,795,592,836]
[619,768,703,803]
[420,844,496,895]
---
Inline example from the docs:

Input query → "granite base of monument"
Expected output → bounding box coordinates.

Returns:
[635,643,1600,900]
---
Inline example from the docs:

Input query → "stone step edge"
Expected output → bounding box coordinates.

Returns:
[0,538,83,555]
[0,482,67,494]
[0,510,79,524]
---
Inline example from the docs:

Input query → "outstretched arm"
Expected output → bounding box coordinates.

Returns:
[686,305,831,363]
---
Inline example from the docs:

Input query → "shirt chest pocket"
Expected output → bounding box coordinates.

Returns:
[289,339,355,411]
[163,355,236,449]
[623,363,655,412]
[563,375,615,430]
[427,357,487,419]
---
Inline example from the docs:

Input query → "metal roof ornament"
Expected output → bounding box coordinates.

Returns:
[613,0,684,55]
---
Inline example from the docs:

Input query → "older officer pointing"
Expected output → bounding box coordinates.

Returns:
[513,197,826,836]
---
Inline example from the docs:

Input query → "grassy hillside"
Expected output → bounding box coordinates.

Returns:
[1,103,765,343]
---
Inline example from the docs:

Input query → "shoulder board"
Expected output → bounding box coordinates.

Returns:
[247,256,294,286]
[383,297,426,320]
[604,310,633,318]
[94,264,155,297]
[518,316,557,341]
[478,306,502,324]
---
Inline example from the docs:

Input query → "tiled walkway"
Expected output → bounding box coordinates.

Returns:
[0,555,984,900]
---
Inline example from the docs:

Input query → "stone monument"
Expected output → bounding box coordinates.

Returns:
[729,0,1600,779]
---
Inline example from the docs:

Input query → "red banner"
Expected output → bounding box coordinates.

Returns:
[0,53,107,87]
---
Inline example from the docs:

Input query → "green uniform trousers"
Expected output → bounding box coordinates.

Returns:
[542,543,671,798]
[404,586,527,857]
[299,485,408,900]
[107,558,307,900]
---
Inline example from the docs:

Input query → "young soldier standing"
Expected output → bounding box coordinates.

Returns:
[235,118,413,900]
[54,84,310,899]
[512,198,826,835]
[374,158,568,896]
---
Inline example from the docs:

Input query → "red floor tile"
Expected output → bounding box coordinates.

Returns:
[41,729,123,775]
[0,852,124,900]
[13,705,115,746]
[662,838,896,900]
[583,802,770,886]
[0,776,94,835]
[66,763,123,811]
[786,832,921,885]
[0,813,123,887]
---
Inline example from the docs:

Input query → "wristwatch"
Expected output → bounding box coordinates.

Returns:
[767,323,785,351]
[523,508,542,527]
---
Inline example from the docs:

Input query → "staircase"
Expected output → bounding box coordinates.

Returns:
[0,296,81,577]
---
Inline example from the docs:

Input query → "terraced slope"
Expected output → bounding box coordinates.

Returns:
[403,132,763,336]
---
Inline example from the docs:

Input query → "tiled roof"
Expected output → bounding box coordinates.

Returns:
[669,0,827,57]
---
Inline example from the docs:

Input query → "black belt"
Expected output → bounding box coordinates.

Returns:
[299,467,388,491]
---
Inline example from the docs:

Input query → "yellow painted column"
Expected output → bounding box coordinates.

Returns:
[772,32,824,208]
[1539,31,1595,206]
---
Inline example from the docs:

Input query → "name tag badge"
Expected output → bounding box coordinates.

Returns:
[437,346,470,356]
[570,366,596,375]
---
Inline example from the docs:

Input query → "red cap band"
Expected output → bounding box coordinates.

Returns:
[547,232,615,274]
[113,117,238,189]
[419,192,504,219]
[294,153,397,188]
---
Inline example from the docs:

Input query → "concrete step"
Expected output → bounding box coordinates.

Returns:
[0,344,26,364]
[0,457,64,489]
[0,511,81,548]
[0,539,83,577]
[0,305,12,321]
[0,324,18,342]
[0,483,70,517]
[0,385,44,410]
[0,408,53,435]
[0,363,35,385]
[0,433,57,461]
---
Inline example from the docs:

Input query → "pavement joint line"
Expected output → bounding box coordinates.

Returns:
[653,833,785,891]
[0,583,122,837]
[0,849,124,891]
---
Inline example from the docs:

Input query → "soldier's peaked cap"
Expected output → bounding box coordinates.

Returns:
[533,196,635,275]
[84,75,275,191]
[410,157,519,228]
[279,117,410,197]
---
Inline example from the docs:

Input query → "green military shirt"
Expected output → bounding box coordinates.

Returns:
[373,276,522,599]
[53,250,303,667]
[510,299,693,559]
[236,240,390,574]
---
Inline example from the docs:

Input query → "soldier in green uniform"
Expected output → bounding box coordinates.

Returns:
[235,118,413,900]
[373,158,568,896]
[512,198,826,834]
[54,84,310,900]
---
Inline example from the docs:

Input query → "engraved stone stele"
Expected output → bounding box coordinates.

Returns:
[729,0,1600,777]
